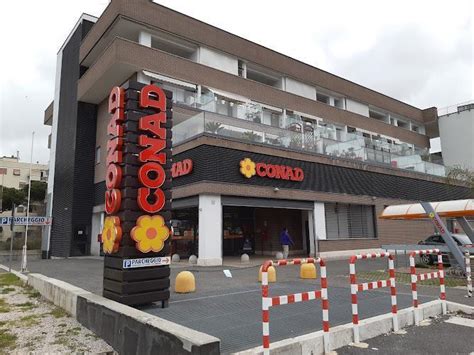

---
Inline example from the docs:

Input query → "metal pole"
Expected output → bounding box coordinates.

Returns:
[9,203,15,272]
[0,172,4,211]
[420,201,466,272]
[21,131,34,273]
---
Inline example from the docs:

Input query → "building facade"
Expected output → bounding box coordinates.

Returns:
[43,0,472,264]
[0,156,48,190]
[438,102,474,171]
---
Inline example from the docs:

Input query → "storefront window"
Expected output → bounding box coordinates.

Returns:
[171,208,198,257]
[325,203,376,239]
[223,206,255,256]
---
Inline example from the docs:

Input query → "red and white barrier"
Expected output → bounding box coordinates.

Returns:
[409,249,446,324]
[349,252,398,344]
[261,258,329,355]
[465,252,473,298]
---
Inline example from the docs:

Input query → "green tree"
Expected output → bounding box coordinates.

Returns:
[22,181,47,202]
[446,166,474,194]
[1,187,26,211]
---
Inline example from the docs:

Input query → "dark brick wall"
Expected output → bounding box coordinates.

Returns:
[70,102,97,256]
[50,19,97,257]
[172,145,472,201]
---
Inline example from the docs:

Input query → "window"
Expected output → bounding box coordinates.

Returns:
[316,93,330,104]
[13,169,20,176]
[0,168,6,175]
[369,110,387,122]
[238,60,246,78]
[397,120,409,129]
[334,98,344,109]
[95,146,101,164]
[325,203,376,239]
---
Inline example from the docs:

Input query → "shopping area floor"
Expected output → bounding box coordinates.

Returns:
[6,256,474,354]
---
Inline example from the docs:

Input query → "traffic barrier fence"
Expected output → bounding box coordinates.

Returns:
[261,258,329,354]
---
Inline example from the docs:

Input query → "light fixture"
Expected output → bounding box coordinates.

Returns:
[273,187,279,192]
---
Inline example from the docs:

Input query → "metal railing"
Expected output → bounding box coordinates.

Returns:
[173,110,447,177]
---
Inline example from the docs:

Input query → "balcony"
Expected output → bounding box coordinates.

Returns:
[173,96,447,177]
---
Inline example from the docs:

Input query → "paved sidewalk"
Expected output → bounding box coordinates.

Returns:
[338,313,474,354]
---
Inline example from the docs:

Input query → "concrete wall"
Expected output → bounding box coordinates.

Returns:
[198,46,238,76]
[346,99,369,117]
[94,99,109,183]
[439,109,474,170]
[20,272,221,354]
[198,194,222,266]
[90,210,103,256]
[284,77,316,100]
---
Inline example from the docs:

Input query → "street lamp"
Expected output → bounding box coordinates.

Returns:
[21,132,35,273]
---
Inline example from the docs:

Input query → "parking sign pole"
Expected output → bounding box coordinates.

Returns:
[9,203,15,272]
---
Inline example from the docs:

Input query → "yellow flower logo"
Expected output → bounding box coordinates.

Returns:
[240,158,256,178]
[131,215,170,253]
[102,216,122,254]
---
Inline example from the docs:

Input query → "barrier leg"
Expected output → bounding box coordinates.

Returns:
[262,269,270,355]
[320,261,330,353]
[466,252,472,298]
[388,256,399,332]
[410,255,421,325]
[437,253,447,315]
[349,261,360,343]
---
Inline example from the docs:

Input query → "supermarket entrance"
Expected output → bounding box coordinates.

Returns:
[222,197,313,257]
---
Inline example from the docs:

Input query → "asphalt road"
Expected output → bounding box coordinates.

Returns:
[338,313,474,355]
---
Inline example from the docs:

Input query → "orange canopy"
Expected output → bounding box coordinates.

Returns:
[379,199,474,220]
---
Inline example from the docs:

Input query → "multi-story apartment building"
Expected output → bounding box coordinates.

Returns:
[43,0,471,263]
[0,156,48,190]
[437,101,474,171]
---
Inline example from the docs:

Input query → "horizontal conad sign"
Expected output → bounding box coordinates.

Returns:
[239,158,304,181]
[122,256,171,269]
[0,217,52,226]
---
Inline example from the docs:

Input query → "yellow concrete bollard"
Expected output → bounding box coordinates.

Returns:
[258,265,276,283]
[175,271,196,293]
[300,263,317,279]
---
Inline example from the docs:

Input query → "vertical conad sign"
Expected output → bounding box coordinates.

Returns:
[102,81,172,307]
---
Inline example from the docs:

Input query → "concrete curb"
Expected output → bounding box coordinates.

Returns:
[0,263,28,281]
[233,300,474,354]
[0,263,220,354]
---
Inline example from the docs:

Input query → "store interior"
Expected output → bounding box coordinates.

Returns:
[170,206,309,258]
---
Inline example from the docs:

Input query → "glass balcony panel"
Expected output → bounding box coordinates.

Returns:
[171,103,446,177]
[173,112,204,144]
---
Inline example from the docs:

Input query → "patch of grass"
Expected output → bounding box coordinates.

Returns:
[49,307,68,318]
[18,314,41,327]
[0,321,8,328]
[52,335,71,348]
[15,301,35,311]
[85,333,99,339]
[58,323,67,327]
[0,274,22,287]
[0,329,17,351]
[0,287,16,294]
[65,327,81,336]
[23,286,40,299]
[0,299,11,313]
[357,271,467,287]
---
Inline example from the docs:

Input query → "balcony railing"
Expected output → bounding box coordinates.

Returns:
[173,110,447,177]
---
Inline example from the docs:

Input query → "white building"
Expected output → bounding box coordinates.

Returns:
[438,102,474,171]
[0,156,48,189]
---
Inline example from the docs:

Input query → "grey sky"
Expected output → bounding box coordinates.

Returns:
[0,0,472,164]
